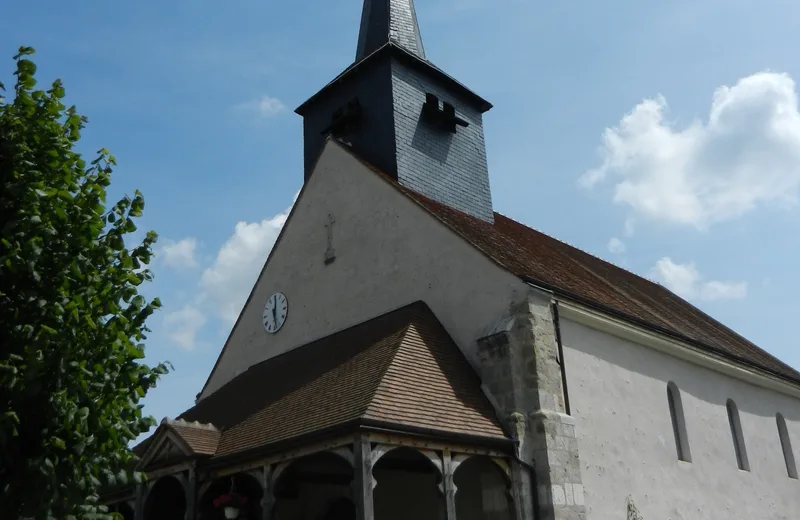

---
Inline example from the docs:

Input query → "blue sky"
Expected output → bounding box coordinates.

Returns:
[4,0,800,438]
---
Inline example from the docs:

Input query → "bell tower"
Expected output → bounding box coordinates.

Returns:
[295,0,495,222]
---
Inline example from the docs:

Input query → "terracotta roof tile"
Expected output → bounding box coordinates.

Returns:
[168,422,220,456]
[175,302,507,458]
[365,322,505,438]
[385,178,800,384]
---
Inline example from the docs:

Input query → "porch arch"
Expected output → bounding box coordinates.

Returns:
[144,475,186,520]
[109,501,135,520]
[453,455,513,520]
[373,447,444,520]
[199,471,263,520]
[272,451,356,520]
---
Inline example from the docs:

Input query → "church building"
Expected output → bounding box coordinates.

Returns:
[107,1,800,519]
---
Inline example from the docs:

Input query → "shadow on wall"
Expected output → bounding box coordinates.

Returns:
[411,115,454,164]
[562,320,800,422]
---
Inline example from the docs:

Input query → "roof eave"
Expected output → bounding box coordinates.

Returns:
[295,43,492,116]
[200,417,512,470]
[522,276,800,388]
[357,418,514,449]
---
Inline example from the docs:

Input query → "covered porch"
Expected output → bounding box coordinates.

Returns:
[111,431,521,520]
[106,303,532,520]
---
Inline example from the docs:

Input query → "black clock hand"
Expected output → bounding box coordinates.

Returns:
[272,301,277,323]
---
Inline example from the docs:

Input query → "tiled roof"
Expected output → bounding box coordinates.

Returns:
[133,419,220,470]
[174,302,507,459]
[384,177,800,385]
[165,420,220,456]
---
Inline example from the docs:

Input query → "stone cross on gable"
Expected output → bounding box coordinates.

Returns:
[324,214,336,265]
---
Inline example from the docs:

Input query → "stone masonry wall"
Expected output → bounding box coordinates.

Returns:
[476,293,587,520]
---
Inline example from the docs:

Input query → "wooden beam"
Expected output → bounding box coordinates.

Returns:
[353,434,374,520]
[209,435,354,478]
[365,432,508,458]
[145,462,193,482]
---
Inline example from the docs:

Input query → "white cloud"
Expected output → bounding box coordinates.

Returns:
[607,237,626,254]
[623,218,636,237]
[650,257,747,302]
[236,94,286,119]
[199,196,297,324]
[163,305,207,351]
[581,72,800,230]
[159,238,198,269]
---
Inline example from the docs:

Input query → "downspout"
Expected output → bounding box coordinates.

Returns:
[512,444,539,520]
[551,300,571,416]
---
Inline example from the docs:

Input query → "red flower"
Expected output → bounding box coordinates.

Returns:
[213,492,248,509]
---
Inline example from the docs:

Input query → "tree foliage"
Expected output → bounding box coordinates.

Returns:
[0,47,169,519]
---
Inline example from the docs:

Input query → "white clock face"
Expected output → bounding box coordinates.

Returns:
[263,292,288,334]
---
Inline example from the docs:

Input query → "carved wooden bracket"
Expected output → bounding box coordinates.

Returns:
[369,444,392,490]
[272,460,294,487]
[329,445,355,467]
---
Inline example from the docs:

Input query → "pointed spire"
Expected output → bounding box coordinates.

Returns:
[356,0,426,62]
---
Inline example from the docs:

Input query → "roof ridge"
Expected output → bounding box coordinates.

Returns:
[363,309,507,437]
[162,417,219,431]
[362,321,416,418]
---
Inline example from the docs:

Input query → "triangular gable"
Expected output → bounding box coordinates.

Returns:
[194,161,317,401]
[137,423,195,471]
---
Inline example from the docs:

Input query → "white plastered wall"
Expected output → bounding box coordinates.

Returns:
[199,140,527,399]
[560,317,800,520]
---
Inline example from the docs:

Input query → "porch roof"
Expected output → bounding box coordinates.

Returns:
[171,301,507,459]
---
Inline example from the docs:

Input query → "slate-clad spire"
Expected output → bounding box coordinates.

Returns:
[356,0,426,61]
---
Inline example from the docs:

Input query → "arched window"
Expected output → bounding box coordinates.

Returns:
[726,399,749,471]
[776,413,798,479]
[666,382,691,462]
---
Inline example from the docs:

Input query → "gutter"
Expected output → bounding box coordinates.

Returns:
[515,454,539,519]
[357,419,515,450]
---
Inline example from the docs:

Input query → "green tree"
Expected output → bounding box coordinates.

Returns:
[0,47,169,519]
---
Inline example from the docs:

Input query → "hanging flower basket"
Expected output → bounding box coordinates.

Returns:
[214,492,248,518]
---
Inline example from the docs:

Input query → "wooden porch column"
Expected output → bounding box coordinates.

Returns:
[184,468,197,520]
[261,464,276,520]
[353,434,375,520]
[442,451,457,520]
[134,482,146,520]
